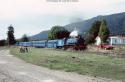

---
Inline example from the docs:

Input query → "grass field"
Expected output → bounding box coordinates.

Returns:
[10,47,125,81]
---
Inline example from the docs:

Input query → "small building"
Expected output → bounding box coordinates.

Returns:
[109,36,125,45]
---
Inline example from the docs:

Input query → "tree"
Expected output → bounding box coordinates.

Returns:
[48,26,70,40]
[85,21,101,44]
[89,21,101,38]
[98,20,110,43]
[21,34,29,42]
[0,39,6,46]
[7,25,16,45]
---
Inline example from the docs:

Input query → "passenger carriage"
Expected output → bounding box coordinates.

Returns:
[18,42,32,47]
[47,40,58,48]
[32,41,47,48]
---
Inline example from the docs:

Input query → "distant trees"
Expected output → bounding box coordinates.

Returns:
[85,21,101,44]
[48,26,70,40]
[7,25,16,45]
[21,34,29,42]
[99,20,110,43]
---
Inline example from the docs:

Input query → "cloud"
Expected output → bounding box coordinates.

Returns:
[1,0,124,20]
[0,0,125,39]
[0,0,125,20]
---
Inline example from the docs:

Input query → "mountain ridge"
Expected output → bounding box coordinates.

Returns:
[30,12,125,40]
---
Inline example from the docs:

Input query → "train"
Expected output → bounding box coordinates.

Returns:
[16,36,86,50]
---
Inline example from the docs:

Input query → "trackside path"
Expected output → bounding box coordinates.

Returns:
[0,49,122,82]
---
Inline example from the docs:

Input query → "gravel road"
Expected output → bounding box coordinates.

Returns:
[0,49,122,82]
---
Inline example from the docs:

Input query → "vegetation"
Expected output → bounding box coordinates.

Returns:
[99,20,110,43]
[48,26,70,40]
[85,21,101,44]
[7,25,16,45]
[89,21,101,38]
[21,34,29,42]
[0,39,6,46]
[10,47,125,82]
[85,20,110,44]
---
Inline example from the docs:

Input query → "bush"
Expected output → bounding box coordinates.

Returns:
[0,40,6,46]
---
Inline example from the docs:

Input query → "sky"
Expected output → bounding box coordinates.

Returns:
[0,0,125,39]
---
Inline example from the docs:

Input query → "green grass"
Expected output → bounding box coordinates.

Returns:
[10,47,125,81]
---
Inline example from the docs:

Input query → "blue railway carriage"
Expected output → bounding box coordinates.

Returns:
[47,40,58,48]
[32,41,46,48]
[56,39,65,48]
[18,42,32,47]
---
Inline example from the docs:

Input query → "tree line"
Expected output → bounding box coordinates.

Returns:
[48,20,110,44]
[0,25,29,46]
[0,19,109,46]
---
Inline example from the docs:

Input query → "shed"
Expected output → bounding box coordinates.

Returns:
[109,36,125,45]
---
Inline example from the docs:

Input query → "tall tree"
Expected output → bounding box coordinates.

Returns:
[7,25,16,45]
[21,34,29,42]
[48,26,70,40]
[98,20,110,43]
[89,21,101,38]
[85,21,101,44]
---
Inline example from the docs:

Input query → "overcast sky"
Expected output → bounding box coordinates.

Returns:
[0,0,125,39]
